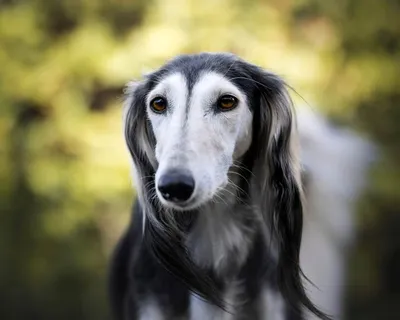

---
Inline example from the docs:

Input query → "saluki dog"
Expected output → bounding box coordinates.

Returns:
[109,53,373,320]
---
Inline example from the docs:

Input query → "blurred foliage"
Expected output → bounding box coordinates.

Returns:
[0,0,399,319]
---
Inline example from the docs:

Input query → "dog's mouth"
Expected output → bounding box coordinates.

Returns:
[157,186,226,212]
[157,196,201,211]
[156,184,219,212]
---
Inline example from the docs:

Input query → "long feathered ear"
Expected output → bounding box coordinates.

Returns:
[242,63,330,320]
[123,80,158,213]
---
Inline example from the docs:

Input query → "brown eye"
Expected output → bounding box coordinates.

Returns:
[218,95,238,111]
[150,97,167,113]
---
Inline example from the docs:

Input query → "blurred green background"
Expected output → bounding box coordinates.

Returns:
[0,0,399,319]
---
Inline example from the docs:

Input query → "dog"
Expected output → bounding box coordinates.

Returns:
[297,108,374,319]
[109,52,372,320]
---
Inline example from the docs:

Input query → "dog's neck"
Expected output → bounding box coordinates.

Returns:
[185,170,258,279]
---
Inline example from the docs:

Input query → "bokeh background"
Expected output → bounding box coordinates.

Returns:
[0,0,399,319]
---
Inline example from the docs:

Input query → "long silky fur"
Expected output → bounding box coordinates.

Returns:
[122,53,330,320]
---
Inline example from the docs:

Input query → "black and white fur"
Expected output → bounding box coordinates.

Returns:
[109,53,331,320]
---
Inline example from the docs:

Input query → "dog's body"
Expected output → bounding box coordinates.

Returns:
[297,109,373,319]
[111,200,286,320]
[109,53,373,320]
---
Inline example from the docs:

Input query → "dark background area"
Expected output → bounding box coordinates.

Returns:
[0,0,399,319]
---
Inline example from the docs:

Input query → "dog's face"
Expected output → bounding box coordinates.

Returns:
[146,71,253,210]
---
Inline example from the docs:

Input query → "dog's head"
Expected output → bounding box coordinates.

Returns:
[125,53,298,209]
[124,53,328,319]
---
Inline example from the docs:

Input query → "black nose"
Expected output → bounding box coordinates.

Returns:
[157,170,195,203]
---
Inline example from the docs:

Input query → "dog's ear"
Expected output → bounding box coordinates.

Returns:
[241,62,330,320]
[123,80,158,209]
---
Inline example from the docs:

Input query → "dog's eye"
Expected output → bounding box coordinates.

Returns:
[150,97,167,113]
[218,95,238,111]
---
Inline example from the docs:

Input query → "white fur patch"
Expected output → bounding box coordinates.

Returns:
[259,287,286,320]
[190,294,230,320]
[139,298,164,320]
[190,281,242,320]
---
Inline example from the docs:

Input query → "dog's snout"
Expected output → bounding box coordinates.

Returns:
[157,170,195,203]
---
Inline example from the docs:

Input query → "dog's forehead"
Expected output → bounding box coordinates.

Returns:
[157,53,238,84]
[146,53,254,94]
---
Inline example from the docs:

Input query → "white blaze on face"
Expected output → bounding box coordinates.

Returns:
[146,71,253,209]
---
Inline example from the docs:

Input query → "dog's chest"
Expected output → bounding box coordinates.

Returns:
[138,286,260,320]
[185,204,254,276]
[134,222,273,320]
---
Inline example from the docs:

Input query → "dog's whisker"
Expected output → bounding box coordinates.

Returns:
[227,177,249,198]
[228,171,251,188]
[230,162,255,177]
